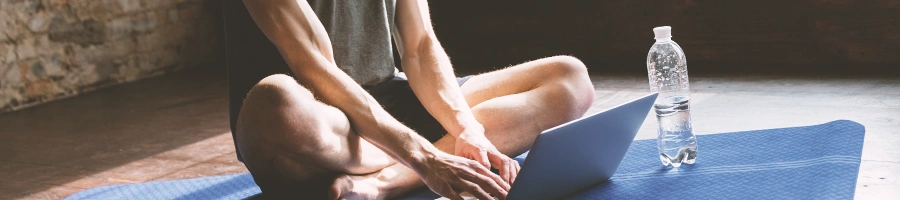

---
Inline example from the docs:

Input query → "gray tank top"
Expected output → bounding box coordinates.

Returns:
[309,0,397,85]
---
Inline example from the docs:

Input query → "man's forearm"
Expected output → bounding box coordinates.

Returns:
[392,0,481,138]
[403,37,483,137]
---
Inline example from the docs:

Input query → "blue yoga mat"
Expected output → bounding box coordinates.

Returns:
[66,120,864,200]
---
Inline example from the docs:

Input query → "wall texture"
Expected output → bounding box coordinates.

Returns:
[0,0,221,113]
[428,0,900,76]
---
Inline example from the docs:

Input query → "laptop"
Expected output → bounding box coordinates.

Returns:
[437,92,658,200]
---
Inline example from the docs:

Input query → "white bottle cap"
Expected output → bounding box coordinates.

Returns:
[653,26,672,39]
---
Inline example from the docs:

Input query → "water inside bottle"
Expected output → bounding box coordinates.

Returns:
[655,96,697,167]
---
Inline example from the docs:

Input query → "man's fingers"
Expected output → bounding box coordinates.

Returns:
[467,172,508,200]
[505,159,514,184]
[488,152,507,182]
[471,160,510,192]
[487,150,512,184]
[511,159,521,183]
[461,180,494,200]
[444,185,464,200]
[433,183,461,200]
[478,150,490,168]
[502,157,511,184]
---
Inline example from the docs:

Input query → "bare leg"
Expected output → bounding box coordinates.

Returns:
[333,56,595,199]
[462,55,594,154]
[331,133,457,199]
[235,74,401,198]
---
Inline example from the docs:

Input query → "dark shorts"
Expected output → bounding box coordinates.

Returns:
[366,73,474,143]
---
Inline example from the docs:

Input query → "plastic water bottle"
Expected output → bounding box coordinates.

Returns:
[646,26,697,167]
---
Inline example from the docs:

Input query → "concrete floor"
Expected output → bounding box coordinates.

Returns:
[0,67,897,199]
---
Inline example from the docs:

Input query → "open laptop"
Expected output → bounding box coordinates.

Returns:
[438,92,658,200]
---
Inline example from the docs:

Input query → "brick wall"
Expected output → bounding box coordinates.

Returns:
[0,0,222,113]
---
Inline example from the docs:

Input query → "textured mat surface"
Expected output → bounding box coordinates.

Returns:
[65,173,259,200]
[66,120,864,200]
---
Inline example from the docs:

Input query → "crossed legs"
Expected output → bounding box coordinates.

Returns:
[234,55,594,199]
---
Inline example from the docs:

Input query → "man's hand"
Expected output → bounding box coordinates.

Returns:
[418,149,511,200]
[455,126,521,185]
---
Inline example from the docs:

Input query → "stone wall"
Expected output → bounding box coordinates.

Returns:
[0,0,222,113]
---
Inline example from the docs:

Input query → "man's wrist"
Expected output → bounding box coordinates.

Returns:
[451,112,484,137]
[403,139,440,173]
[386,128,438,172]
[459,126,485,139]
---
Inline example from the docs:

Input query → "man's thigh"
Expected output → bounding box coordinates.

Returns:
[459,55,583,106]
[457,56,591,154]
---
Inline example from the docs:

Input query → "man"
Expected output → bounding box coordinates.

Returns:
[223,0,594,199]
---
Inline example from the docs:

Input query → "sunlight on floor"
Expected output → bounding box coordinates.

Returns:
[24,132,247,200]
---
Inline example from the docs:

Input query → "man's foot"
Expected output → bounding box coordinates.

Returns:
[329,172,390,200]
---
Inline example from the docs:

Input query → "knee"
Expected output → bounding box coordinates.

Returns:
[545,55,589,79]
[544,56,594,114]
[246,74,314,107]
[241,74,330,151]
[544,55,592,91]
[259,74,297,86]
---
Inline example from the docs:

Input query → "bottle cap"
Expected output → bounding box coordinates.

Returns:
[653,26,672,39]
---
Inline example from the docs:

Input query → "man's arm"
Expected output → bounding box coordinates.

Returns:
[241,0,419,167]
[393,0,520,185]
[241,1,508,199]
